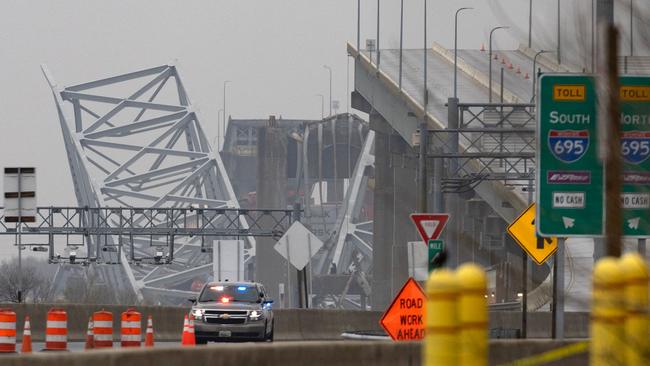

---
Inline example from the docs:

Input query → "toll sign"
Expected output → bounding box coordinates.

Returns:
[379,277,425,341]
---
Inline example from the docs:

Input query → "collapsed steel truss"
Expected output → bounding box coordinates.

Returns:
[41,64,254,303]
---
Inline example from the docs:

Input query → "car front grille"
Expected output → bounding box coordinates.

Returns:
[204,310,248,316]
[205,317,246,325]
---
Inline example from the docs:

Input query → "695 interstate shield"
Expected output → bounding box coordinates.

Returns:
[621,131,650,165]
[548,130,589,163]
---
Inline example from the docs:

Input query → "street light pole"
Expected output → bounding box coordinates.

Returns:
[399,0,404,89]
[557,0,561,64]
[489,26,509,103]
[419,0,428,213]
[376,0,380,68]
[315,94,324,120]
[454,7,473,99]
[222,80,231,148]
[217,109,224,151]
[357,0,361,52]
[323,65,332,117]
[531,50,550,102]
[528,0,533,48]
[630,0,634,56]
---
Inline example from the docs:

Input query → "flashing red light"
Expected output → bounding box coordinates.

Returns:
[220,297,230,303]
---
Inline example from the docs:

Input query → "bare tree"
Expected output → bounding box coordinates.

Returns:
[0,257,54,303]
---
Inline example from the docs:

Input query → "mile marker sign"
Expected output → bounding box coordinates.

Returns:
[379,277,425,341]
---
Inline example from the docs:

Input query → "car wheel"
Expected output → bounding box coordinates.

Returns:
[196,337,208,345]
[265,320,274,342]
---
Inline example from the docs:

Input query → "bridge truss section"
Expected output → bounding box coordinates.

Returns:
[42,64,254,303]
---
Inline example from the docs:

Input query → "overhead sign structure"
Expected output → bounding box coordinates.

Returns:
[3,167,36,223]
[379,277,425,341]
[507,203,558,265]
[537,75,650,237]
[410,213,450,243]
[274,221,324,270]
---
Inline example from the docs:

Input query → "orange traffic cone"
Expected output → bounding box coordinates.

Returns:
[21,316,32,353]
[181,315,191,346]
[187,315,196,346]
[516,66,521,74]
[85,317,94,350]
[508,62,514,70]
[145,315,154,347]
[480,43,485,52]
[524,72,530,80]
[501,57,507,65]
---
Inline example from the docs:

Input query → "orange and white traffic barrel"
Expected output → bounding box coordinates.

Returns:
[44,308,67,351]
[120,308,141,347]
[0,309,16,353]
[93,310,113,348]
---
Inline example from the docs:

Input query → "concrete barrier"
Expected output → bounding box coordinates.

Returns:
[0,304,384,341]
[0,340,588,366]
[489,312,589,338]
[0,303,589,342]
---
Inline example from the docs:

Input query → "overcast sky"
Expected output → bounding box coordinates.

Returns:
[0,0,642,212]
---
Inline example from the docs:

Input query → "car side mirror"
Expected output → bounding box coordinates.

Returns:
[188,297,197,303]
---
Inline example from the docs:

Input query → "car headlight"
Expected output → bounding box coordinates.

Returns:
[191,308,204,319]
[249,310,264,321]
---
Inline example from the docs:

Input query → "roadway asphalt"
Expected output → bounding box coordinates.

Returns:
[18,341,198,352]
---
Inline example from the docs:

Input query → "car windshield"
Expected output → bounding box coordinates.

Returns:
[199,284,260,303]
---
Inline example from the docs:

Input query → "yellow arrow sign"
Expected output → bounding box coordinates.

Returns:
[507,203,558,265]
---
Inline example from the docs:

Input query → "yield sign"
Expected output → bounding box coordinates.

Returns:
[410,213,450,242]
[379,277,425,341]
[507,203,558,265]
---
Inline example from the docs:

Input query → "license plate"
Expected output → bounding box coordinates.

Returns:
[218,330,232,337]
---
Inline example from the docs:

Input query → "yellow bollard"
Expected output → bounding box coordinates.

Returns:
[620,252,649,365]
[456,263,488,366]
[590,257,625,366]
[424,269,459,366]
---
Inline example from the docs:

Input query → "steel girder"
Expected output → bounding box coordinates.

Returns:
[42,64,253,304]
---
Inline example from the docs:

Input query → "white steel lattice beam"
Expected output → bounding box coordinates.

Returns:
[42,63,254,304]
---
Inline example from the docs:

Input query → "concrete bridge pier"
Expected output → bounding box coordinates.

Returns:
[370,111,419,310]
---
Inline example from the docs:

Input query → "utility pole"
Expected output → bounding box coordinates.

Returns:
[599,25,622,258]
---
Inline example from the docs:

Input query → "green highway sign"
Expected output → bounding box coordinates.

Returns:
[427,239,444,272]
[537,74,650,237]
[619,77,650,237]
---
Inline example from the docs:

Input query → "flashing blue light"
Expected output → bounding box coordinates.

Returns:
[237,286,247,292]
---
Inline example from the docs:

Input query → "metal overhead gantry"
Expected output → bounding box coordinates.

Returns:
[41,64,258,303]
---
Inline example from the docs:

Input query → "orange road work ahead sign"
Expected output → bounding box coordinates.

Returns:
[379,277,425,341]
